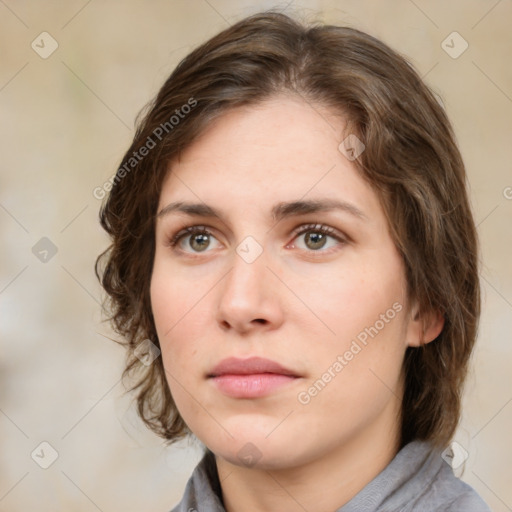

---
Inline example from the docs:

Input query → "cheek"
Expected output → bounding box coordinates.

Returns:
[150,254,206,339]
[297,312,407,436]
[150,267,202,374]
[293,251,408,403]
[287,255,406,348]
[151,286,204,420]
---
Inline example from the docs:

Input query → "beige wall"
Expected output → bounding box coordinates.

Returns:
[1,1,511,510]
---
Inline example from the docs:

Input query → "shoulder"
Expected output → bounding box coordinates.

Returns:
[430,473,492,512]
[404,442,492,512]
[442,488,492,512]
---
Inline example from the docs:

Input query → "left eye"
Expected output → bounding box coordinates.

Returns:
[289,224,346,252]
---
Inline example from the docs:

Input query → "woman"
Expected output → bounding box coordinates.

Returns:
[96,11,491,512]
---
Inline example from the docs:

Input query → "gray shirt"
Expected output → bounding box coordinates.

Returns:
[169,440,491,511]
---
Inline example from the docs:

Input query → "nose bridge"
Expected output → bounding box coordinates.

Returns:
[223,238,270,301]
[216,237,280,330]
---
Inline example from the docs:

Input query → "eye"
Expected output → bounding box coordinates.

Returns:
[288,223,347,253]
[168,226,221,253]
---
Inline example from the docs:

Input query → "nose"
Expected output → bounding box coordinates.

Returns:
[216,245,284,335]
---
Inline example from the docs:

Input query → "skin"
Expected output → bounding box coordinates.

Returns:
[151,94,444,512]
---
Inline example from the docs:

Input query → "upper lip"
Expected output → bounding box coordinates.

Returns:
[208,357,300,377]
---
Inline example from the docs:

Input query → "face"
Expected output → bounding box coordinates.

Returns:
[151,95,416,470]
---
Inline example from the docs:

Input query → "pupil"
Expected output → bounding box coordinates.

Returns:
[191,234,209,251]
[306,232,326,250]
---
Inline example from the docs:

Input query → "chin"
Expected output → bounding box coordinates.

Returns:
[202,429,311,471]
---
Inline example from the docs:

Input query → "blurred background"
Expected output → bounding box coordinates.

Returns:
[1,1,511,511]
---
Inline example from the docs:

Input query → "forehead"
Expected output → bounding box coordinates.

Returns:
[168,96,343,178]
[158,95,383,222]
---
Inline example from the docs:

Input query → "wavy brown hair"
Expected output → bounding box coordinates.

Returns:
[96,10,480,449]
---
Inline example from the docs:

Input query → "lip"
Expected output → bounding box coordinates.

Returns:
[208,356,299,377]
[207,357,301,398]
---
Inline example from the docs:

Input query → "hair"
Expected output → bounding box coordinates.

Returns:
[96,10,480,450]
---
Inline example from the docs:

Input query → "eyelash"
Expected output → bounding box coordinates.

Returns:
[166,223,348,256]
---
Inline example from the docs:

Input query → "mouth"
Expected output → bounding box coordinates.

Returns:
[207,356,301,398]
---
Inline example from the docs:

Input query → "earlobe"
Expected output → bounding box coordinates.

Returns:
[407,305,445,347]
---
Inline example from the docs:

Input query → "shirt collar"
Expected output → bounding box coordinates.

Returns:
[170,440,443,512]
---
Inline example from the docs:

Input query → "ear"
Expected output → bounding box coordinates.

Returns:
[406,302,445,347]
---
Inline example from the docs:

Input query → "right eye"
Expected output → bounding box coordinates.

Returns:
[168,225,222,254]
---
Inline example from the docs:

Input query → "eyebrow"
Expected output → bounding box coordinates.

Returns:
[157,198,368,223]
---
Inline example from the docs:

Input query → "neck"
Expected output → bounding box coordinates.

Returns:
[215,400,402,512]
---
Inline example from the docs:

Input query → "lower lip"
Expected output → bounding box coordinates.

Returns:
[210,373,298,398]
